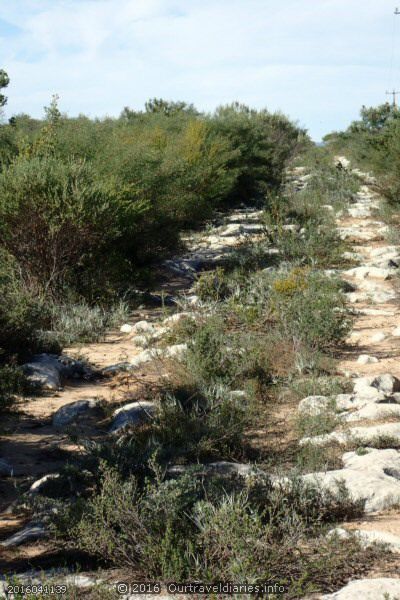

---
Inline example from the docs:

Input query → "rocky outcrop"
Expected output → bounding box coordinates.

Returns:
[22,354,93,391]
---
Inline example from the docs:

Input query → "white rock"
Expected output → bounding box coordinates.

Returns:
[344,403,400,422]
[330,527,400,553]
[164,343,188,359]
[301,422,400,447]
[132,320,155,334]
[162,312,194,326]
[120,324,133,334]
[63,575,104,588]
[348,206,371,218]
[344,267,392,280]
[361,308,395,316]
[354,374,400,395]
[393,327,400,337]
[298,396,330,416]
[29,473,60,494]
[357,355,379,365]
[130,349,157,368]
[335,394,357,411]
[110,401,156,433]
[321,578,400,599]
[369,332,386,344]
[303,449,400,513]
[52,399,99,428]
[132,335,149,348]
[1,522,46,547]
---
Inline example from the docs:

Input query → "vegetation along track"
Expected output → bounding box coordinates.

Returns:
[3,152,400,598]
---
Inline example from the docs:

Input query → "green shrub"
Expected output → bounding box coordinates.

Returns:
[38,300,129,347]
[270,269,351,353]
[64,466,368,594]
[0,364,28,412]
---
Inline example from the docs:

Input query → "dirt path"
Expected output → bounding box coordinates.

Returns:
[318,159,400,592]
[0,207,266,572]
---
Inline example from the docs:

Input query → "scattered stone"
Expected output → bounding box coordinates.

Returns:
[162,312,194,326]
[164,343,187,359]
[321,578,400,599]
[354,374,400,395]
[369,332,386,343]
[109,401,156,433]
[132,320,155,334]
[1,522,46,547]
[298,396,331,416]
[22,354,92,391]
[357,355,379,365]
[344,403,400,422]
[301,422,400,447]
[120,324,133,333]
[102,362,132,375]
[52,399,99,428]
[130,349,157,368]
[63,575,104,588]
[344,267,393,280]
[330,527,400,553]
[29,473,61,494]
[393,327,400,337]
[132,335,149,348]
[219,223,264,237]
[303,449,400,512]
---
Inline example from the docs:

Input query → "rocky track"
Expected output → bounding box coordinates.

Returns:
[2,159,400,597]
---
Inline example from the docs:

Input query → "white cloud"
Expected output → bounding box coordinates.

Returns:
[0,0,397,138]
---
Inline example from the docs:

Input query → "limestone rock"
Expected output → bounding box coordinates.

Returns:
[344,403,400,422]
[357,355,379,365]
[354,374,400,395]
[120,324,133,333]
[330,527,400,553]
[22,354,92,392]
[132,320,155,334]
[298,396,330,416]
[303,449,400,513]
[52,399,99,428]
[109,401,156,433]
[1,522,46,547]
[162,312,195,326]
[369,332,386,343]
[301,422,400,447]
[321,578,400,599]
[344,267,392,280]
[29,473,60,494]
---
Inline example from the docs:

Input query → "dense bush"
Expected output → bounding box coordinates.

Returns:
[0,365,28,412]
[60,464,366,593]
[0,98,305,362]
[325,103,400,203]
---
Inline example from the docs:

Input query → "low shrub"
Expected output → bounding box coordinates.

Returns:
[38,300,129,347]
[0,364,28,412]
[270,269,351,354]
[61,465,368,595]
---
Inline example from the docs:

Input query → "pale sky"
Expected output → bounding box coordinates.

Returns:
[0,0,399,140]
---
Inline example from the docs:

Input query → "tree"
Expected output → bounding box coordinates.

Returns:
[0,70,9,108]
[145,98,198,117]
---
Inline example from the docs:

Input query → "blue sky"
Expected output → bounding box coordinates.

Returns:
[0,0,399,140]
